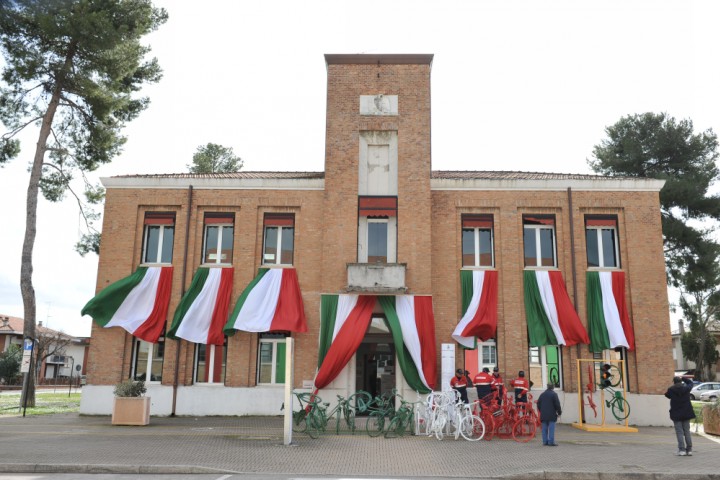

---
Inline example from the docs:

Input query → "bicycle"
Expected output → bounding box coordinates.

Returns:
[383,399,417,438]
[603,386,631,421]
[366,389,403,437]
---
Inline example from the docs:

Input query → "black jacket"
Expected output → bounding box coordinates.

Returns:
[537,388,562,422]
[664,379,696,422]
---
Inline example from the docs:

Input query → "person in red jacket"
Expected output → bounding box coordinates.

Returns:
[491,367,505,405]
[511,370,530,403]
[450,368,470,403]
[473,367,494,404]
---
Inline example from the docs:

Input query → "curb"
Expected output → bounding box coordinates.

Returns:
[0,464,240,475]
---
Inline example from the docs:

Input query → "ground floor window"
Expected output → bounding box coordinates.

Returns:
[257,333,287,384]
[528,345,562,390]
[132,338,164,382]
[194,339,227,384]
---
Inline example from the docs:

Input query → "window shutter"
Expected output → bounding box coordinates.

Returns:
[524,215,555,226]
[462,214,493,229]
[264,213,295,227]
[586,217,617,227]
[204,213,234,224]
[359,196,397,217]
[144,212,176,225]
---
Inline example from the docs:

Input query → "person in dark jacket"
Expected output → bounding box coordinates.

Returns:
[664,376,695,456]
[537,383,562,446]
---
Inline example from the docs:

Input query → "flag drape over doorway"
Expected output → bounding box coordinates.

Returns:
[586,271,635,352]
[452,270,498,348]
[523,270,589,347]
[315,294,436,394]
[81,266,173,343]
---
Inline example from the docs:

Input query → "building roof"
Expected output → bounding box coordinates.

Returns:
[102,170,665,192]
[325,53,434,65]
[0,314,88,342]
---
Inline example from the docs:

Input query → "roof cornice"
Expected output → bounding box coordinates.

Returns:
[101,176,325,190]
[325,53,433,66]
[430,177,665,192]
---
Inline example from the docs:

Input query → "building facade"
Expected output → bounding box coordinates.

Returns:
[81,54,674,425]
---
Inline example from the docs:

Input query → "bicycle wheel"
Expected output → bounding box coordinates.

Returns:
[611,397,631,421]
[459,415,485,441]
[432,414,446,441]
[366,412,385,437]
[292,410,307,433]
[480,410,495,441]
[305,412,322,439]
[344,408,357,434]
[512,417,536,443]
[384,416,402,438]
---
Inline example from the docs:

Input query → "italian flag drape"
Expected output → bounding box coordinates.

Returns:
[452,270,498,348]
[586,271,635,352]
[81,266,173,343]
[524,270,589,347]
[315,294,436,394]
[167,267,234,345]
[223,267,307,334]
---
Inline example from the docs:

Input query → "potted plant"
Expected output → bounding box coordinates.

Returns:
[702,399,720,436]
[112,379,150,425]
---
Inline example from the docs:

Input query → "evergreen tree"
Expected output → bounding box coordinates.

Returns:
[0,0,167,405]
[188,143,243,174]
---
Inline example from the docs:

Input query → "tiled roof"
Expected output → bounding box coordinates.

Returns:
[431,171,637,181]
[112,171,325,180]
[0,314,84,341]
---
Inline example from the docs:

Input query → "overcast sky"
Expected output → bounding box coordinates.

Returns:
[1,0,718,336]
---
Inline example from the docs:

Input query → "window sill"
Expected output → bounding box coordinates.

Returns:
[192,383,226,387]
[139,263,172,267]
[199,263,233,268]
[461,267,496,271]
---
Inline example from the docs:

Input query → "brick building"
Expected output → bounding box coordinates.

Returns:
[81,54,673,425]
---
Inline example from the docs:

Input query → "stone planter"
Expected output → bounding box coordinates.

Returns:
[112,396,151,426]
[702,404,720,436]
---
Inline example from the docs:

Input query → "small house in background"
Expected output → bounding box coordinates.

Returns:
[0,314,90,385]
[671,328,720,380]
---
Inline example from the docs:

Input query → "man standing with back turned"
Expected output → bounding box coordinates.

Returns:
[537,383,562,446]
[665,376,695,456]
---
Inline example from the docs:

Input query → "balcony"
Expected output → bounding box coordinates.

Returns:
[346,263,407,293]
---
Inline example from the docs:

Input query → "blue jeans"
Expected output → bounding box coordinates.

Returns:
[541,421,556,445]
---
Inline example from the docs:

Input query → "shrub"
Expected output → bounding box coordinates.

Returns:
[113,379,146,397]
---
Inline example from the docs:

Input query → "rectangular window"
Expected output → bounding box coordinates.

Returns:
[194,340,227,384]
[142,212,175,264]
[132,339,164,382]
[585,216,619,268]
[462,215,494,267]
[368,220,388,263]
[203,213,234,265]
[257,334,287,384]
[358,196,397,263]
[263,214,294,265]
[523,215,556,267]
[528,346,562,390]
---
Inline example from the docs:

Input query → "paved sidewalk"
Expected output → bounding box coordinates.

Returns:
[0,414,718,479]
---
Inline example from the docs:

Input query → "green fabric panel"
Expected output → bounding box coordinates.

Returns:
[275,342,286,383]
[167,268,209,339]
[223,268,269,336]
[81,267,149,326]
[378,296,430,394]
[523,271,558,346]
[586,271,611,352]
[459,270,477,350]
[317,295,339,368]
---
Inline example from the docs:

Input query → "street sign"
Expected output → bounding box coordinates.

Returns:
[20,338,34,373]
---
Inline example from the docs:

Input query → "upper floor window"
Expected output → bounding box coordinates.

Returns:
[194,340,227,384]
[358,196,397,263]
[142,212,175,264]
[523,215,556,268]
[203,213,234,265]
[132,338,164,382]
[257,333,287,384]
[263,213,295,265]
[462,214,494,267]
[585,216,619,268]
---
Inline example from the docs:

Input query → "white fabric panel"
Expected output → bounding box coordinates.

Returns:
[175,268,222,344]
[599,271,629,348]
[451,270,485,348]
[232,268,283,332]
[396,296,430,390]
[106,267,161,333]
[332,294,359,341]
[535,271,566,345]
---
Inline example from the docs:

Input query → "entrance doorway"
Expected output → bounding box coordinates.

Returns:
[356,316,396,402]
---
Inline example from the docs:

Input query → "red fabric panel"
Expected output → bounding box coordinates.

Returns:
[547,271,589,346]
[133,266,174,343]
[314,295,376,389]
[611,271,635,350]
[268,268,307,333]
[524,216,554,225]
[207,268,234,346]
[212,345,224,383]
[204,215,234,224]
[144,214,175,225]
[586,218,617,227]
[359,196,397,217]
[414,295,437,390]
[264,214,294,227]
[461,270,498,341]
[462,215,493,229]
